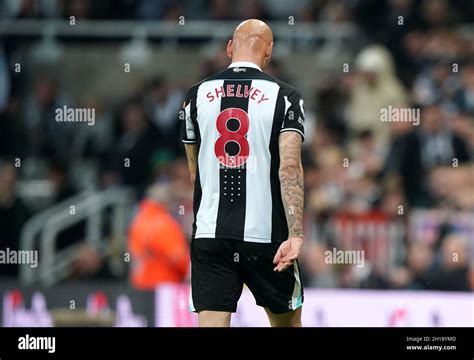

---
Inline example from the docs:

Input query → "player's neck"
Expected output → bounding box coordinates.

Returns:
[230,57,264,70]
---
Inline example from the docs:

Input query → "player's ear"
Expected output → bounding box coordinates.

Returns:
[263,42,273,68]
[267,42,273,59]
[227,39,233,59]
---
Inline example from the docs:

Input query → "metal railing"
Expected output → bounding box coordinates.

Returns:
[19,187,134,286]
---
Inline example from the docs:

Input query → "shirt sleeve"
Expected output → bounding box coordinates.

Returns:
[181,88,197,144]
[280,90,305,141]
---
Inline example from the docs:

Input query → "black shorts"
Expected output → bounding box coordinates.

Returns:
[190,237,304,314]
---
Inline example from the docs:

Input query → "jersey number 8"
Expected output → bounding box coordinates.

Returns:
[214,108,250,168]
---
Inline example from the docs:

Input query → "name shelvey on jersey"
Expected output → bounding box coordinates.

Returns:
[181,62,305,244]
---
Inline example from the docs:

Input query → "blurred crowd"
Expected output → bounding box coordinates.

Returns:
[1,0,474,25]
[0,0,473,291]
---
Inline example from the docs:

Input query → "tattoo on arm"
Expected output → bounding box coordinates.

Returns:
[184,144,198,186]
[279,132,304,238]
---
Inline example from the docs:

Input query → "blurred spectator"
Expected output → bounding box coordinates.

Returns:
[315,76,349,133]
[23,77,74,161]
[430,233,471,291]
[0,47,10,112]
[390,242,435,290]
[143,77,183,153]
[413,61,459,106]
[201,46,231,78]
[110,98,160,196]
[419,0,454,30]
[2,0,41,19]
[349,45,408,146]
[380,184,406,218]
[319,1,353,24]
[70,243,103,278]
[133,0,182,20]
[154,156,194,236]
[300,243,338,288]
[261,0,308,20]
[47,161,86,251]
[0,97,24,157]
[450,111,474,150]
[237,0,267,21]
[209,0,234,20]
[430,165,474,210]
[453,63,474,116]
[384,0,417,38]
[0,161,31,277]
[307,145,347,214]
[348,129,385,178]
[265,59,290,83]
[128,184,190,290]
[385,104,471,207]
[71,98,113,160]
[63,0,91,19]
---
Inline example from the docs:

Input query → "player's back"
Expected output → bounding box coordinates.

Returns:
[182,62,305,244]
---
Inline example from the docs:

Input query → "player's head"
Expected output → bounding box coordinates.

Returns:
[227,19,273,70]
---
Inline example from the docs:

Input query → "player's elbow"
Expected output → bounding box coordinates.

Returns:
[279,159,303,178]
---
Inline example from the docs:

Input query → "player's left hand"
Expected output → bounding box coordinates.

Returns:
[273,237,303,272]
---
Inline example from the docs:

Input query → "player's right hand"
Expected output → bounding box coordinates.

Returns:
[273,237,303,272]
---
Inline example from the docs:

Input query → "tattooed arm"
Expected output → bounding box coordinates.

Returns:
[273,131,304,272]
[184,144,198,186]
[279,131,304,237]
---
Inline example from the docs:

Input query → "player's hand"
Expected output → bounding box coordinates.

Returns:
[273,237,303,272]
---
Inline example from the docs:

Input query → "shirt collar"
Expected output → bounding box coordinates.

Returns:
[228,61,262,72]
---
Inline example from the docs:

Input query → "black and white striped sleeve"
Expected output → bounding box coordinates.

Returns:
[181,87,197,144]
[280,90,305,141]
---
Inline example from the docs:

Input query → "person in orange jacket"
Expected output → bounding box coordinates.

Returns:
[128,185,190,290]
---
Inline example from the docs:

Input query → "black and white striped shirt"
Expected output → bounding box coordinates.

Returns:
[182,61,305,243]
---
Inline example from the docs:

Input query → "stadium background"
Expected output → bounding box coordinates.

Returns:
[0,0,473,326]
